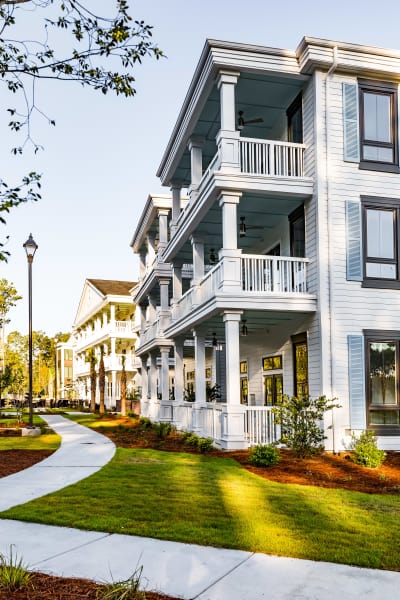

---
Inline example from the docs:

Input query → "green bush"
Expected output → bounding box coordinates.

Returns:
[350,430,386,468]
[249,444,280,467]
[272,394,340,457]
[138,417,152,430]
[184,433,199,447]
[197,437,214,453]
[0,547,33,592]
[153,421,173,438]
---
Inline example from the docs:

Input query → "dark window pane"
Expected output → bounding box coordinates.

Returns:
[294,341,308,398]
[370,410,400,425]
[369,342,397,405]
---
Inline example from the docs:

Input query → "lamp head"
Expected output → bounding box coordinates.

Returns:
[23,233,38,262]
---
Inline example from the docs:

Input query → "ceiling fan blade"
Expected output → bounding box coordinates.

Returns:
[247,225,264,230]
[244,117,263,125]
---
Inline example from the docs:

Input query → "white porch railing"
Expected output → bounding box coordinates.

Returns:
[114,321,135,334]
[198,262,223,304]
[241,254,309,293]
[173,287,195,321]
[201,404,222,439]
[245,406,280,446]
[239,137,305,177]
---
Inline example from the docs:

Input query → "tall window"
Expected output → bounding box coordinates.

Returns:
[359,79,398,172]
[362,196,400,288]
[365,331,400,434]
[292,333,308,398]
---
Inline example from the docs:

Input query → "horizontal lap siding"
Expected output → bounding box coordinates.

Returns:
[325,74,400,433]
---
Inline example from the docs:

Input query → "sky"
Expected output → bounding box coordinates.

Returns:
[3,0,400,337]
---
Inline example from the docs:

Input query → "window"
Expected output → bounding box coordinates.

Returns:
[292,333,308,398]
[362,196,400,288]
[287,93,303,144]
[289,205,305,258]
[262,355,282,371]
[365,330,400,434]
[359,79,398,172]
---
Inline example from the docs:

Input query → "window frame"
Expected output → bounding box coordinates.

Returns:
[364,329,400,435]
[292,332,308,398]
[358,78,399,173]
[361,195,400,289]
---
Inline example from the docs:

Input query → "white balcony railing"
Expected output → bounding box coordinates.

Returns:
[239,137,305,178]
[242,254,308,293]
[245,406,280,446]
[198,262,223,304]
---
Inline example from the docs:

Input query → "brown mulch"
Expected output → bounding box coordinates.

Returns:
[2,415,400,598]
[0,572,180,599]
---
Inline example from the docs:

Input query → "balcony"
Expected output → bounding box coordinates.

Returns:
[168,253,316,333]
[76,321,136,350]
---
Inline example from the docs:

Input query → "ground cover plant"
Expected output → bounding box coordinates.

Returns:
[2,413,400,571]
[350,430,386,468]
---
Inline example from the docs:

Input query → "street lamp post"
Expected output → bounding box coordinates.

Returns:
[54,337,58,407]
[23,233,38,427]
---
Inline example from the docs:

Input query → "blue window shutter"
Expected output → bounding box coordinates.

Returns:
[343,83,360,162]
[346,200,363,281]
[348,335,366,430]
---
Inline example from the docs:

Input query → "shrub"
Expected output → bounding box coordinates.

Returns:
[96,564,145,599]
[249,444,280,467]
[153,421,173,438]
[350,430,386,468]
[138,417,152,430]
[272,395,340,457]
[0,547,33,592]
[197,437,214,453]
[184,433,199,447]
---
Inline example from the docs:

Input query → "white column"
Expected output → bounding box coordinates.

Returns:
[187,136,204,197]
[160,347,170,402]
[172,263,182,314]
[139,250,146,279]
[140,357,149,401]
[102,311,107,328]
[147,234,156,267]
[191,236,204,283]
[110,305,116,329]
[218,192,242,294]
[220,311,246,450]
[216,71,240,171]
[223,312,242,405]
[111,370,117,408]
[149,352,158,402]
[139,303,147,332]
[159,278,170,312]
[194,331,206,406]
[219,191,241,252]
[158,208,169,253]
[170,184,181,235]
[174,340,184,403]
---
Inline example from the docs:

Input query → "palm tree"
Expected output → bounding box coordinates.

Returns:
[98,346,105,415]
[85,348,97,412]
[120,354,127,416]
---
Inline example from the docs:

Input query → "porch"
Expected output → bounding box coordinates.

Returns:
[141,400,280,448]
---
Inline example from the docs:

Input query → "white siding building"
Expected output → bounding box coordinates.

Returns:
[132,36,400,450]
[72,279,140,409]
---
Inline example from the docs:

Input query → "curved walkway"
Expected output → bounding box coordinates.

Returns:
[0,415,399,599]
[0,414,115,511]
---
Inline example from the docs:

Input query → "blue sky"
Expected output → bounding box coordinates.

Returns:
[3,0,400,336]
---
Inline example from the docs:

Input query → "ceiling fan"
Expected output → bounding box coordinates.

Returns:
[239,216,264,238]
[237,110,264,130]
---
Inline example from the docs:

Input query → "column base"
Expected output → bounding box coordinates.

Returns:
[159,401,173,422]
[191,404,206,435]
[220,405,248,450]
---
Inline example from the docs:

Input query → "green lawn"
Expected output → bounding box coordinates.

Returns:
[0,433,60,450]
[1,447,400,571]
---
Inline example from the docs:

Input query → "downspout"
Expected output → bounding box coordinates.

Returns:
[325,46,338,452]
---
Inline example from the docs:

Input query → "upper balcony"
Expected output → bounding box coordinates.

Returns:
[165,252,316,337]
[75,320,136,353]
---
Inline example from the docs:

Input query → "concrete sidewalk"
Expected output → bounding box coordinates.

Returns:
[0,414,399,599]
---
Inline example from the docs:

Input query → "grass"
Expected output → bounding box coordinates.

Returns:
[0,432,60,450]
[2,447,400,571]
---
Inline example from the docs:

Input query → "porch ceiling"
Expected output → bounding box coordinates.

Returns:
[178,309,313,352]
[171,73,305,187]
[172,193,306,264]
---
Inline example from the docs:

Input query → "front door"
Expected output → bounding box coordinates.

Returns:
[264,374,283,406]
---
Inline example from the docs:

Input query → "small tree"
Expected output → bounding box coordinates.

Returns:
[98,346,105,415]
[120,354,127,416]
[0,279,22,370]
[273,394,340,457]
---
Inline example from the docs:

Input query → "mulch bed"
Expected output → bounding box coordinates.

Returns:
[0,572,180,599]
[0,450,53,478]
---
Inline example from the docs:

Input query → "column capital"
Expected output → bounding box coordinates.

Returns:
[217,70,240,88]
[190,235,205,246]
[170,181,182,191]
[222,311,243,323]
[218,190,242,207]
[158,208,170,217]
[187,136,205,152]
